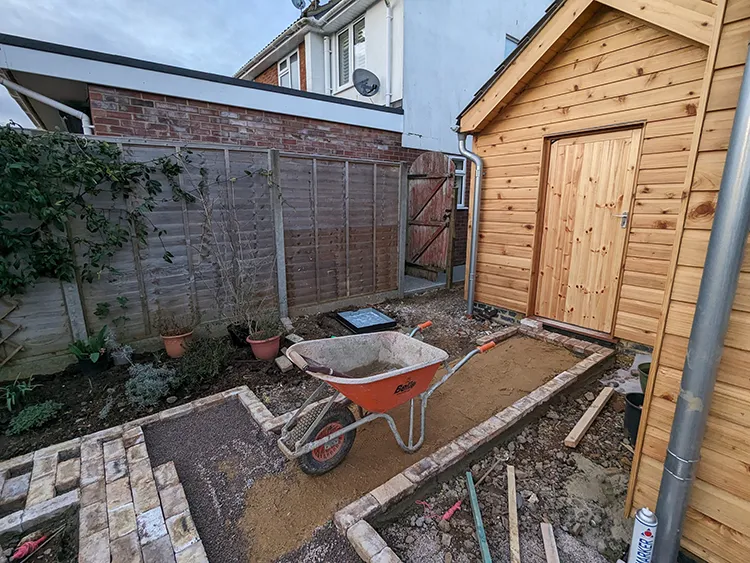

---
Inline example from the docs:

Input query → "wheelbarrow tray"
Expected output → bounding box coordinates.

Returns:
[287,332,449,413]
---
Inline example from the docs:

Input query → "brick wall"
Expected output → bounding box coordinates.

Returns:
[88,86,422,163]
[253,42,306,91]
[453,209,468,266]
[255,65,278,86]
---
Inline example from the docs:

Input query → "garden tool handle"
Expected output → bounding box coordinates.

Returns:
[286,350,309,371]
[478,341,496,353]
[418,321,433,330]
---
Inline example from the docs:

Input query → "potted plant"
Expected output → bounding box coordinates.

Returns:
[105,327,134,366]
[246,312,283,360]
[68,326,109,376]
[155,310,195,358]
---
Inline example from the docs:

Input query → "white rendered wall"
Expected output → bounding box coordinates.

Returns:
[402,0,549,153]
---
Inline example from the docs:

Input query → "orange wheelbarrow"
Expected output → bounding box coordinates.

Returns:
[279,322,497,475]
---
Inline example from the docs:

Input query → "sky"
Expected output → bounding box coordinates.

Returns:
[0,0,301,126]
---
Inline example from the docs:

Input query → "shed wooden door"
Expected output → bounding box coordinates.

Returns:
[535,129,641,333]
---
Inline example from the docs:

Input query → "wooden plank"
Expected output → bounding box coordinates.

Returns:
[677,228,750,270]
[641,133,695,154]
[635,183,686,199]
[540,523,561,563]
[626,242,674,260]
[622,269,668,290]
[620,284,665,304]
[707,66,744,110]
[565,387,615,447]
[598,0,715,45]
[699,109,736,150]
[691,150,727,190]
[628,228,678,245]
[640,150,692,169]
[715,18,750,69]
[660,333,750,390]
[637,166,690,184]
[666,300,750,351]
[632,198,683,214]
[644,115,699,138]
[508,465,521,563]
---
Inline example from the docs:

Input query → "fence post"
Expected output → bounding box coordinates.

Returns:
[61,281,88,341]
[398,163,408,298]
[268,149,289,318]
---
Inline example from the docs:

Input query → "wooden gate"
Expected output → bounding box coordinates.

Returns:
[534,128,642,333]
[406,152,456,284]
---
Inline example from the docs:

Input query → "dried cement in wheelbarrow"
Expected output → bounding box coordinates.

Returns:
[241,336,576,562]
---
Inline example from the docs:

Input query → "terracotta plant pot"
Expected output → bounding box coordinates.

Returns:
[246,334,281,360]
[161,331,194,358]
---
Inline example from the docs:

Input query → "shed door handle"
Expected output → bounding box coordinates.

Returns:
[611,211,629,228]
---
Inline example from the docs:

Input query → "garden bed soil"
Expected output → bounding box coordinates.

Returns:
[1,289,493,461]
[145,336,576,562]
[377,364,636,563]
[1,511,78,563]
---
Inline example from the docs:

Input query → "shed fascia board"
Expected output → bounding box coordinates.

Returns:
[0,42,403,133]
[459,0,596,134]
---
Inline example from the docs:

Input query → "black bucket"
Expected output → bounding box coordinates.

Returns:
[624,393,644,446]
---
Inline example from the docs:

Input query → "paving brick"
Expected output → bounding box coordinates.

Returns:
[347,520,387,561]
[192,393,225,412]
[80,440,102,463]
[132,475,161,515]
[22,489,79,531]
[371,547,403,563]
[110,531,141,563]
[123,414,159,432]
[79,501,108,539]
[159,403,195,421]
[85,425,123,443]
[455,427,488,454]
[175,540,209,563]
[137,507,168,545]
[81,480,106,507]
[127,443,149,465]
[0,510,23,536]
[494,405,523,428]
[511,394,540,417]
[122,426,145,449]
[109,502,137,539]
[275,354,293,373]
[1,472,30,505]
[55,458,80,493]
[103,438,126,462]
[78,527,110,563]
[107,477,133,511]
[429,442,466,471]
[31,455,57,479]
[333,493,380,533]
[221,387,246,398]
[105,457,128,484]
[160,483,189,519]
[402,456,440,484]
[166,511,200,553]
[370,474,416,508]
[286,333,304,344]
[34,437,81,460]
[142,534,175,563]
[153,462,179,490]
[0,452,33,474]
[25,473,56,507]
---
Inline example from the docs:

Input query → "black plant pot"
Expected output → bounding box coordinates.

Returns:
[78,357,108,377]
[624,392,645,446]
[227,323,251,348]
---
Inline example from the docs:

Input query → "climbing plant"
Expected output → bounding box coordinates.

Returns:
[0,124,186,297]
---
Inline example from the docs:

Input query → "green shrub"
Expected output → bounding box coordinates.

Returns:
[68,326,108,364]
[174,337,231,391]
[7,401,64,435]
[1,375,39,412]
[125,363,176,410]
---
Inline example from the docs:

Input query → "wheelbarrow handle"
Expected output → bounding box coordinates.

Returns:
[477,341,496,353]
[287,349,309,371]
[418,321,433,330]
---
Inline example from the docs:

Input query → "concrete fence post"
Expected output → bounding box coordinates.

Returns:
[268,149,289,318]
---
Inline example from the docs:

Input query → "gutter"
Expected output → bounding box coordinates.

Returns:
[457,132,483,317]
[651,44,750,561]
[0,77,94,134]
[234,19,313,79]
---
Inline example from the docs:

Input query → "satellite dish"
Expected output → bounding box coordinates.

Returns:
[353,69,380,97]
[291,0,307,10]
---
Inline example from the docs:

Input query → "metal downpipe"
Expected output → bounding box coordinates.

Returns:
[0,77,94,135]
[457,133,483,317]
[652,45,750,562]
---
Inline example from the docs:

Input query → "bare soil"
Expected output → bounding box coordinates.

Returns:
[378,362,637,563]
[1,511,78,563]
[240,336,574,562]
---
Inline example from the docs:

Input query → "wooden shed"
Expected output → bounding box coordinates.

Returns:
[458,0,750,561]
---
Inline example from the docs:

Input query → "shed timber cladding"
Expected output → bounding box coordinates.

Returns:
[626,1,750,561]
[467,6,709,346]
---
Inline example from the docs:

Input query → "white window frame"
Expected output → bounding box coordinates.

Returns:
[277,49,300,90]
[452,157,468,209]
[334,16,366,92]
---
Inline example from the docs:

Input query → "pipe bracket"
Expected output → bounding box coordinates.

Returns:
[664,448,700,482]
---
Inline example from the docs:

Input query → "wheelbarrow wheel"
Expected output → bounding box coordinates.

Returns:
[297,405,356,475]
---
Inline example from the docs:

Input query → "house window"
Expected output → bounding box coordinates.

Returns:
[452,157,468,209]
[505,34,519,57]
[278,50,300,89]
[336,17,366,89]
